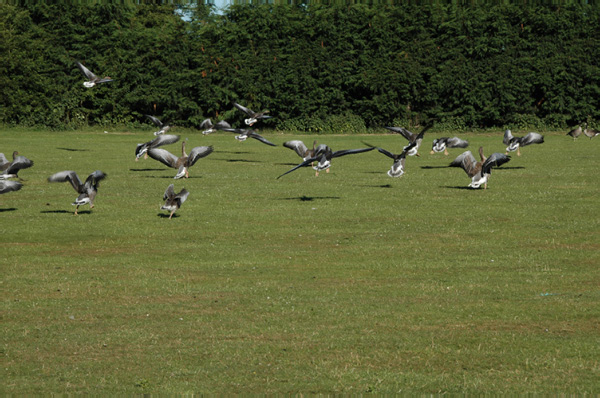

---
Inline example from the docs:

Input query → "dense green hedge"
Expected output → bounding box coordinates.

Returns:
[1,4,598,130]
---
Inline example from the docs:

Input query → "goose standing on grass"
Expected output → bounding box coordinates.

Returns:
[148,141,213,179]
[430,137,469,155]
[221,127,277,146]
[277,144,375,178]
[384,126,430,156]
[583,123,599,139]
[283,140,318,161]
[135,134,180,161]
[503,129,544,156]
[0,180,22,194]
[376,142,416,177]
[0,151,34,178]
[449,147,510,189]
[233,102,272,126]
[76,61,112,88]
[567,125,583,140]
[48,170,107,215]
[200,119,231,135]
[145,115,171,136]
[161,184,189,219]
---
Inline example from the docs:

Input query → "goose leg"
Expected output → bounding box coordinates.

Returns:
[517,147,521,156]
[326,168,330,173]
[74,205,79,215]
[169,211,175,219]
[315,170,319,177]
[484,182,488,190]
[444,148,449,156]
[144,153,148,160]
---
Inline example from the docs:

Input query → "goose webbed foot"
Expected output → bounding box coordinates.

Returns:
[444,149,449,156]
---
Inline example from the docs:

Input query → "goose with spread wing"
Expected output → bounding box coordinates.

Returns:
[145,115,171,136]
[283,140,318,161]
[200,119,231,135]
[449,147,510,189]
[376,141,416,177]
[48,170,107,215]
[233,102,272,126]
[148,141,213,179]
[278,144,374,178]
[384,126,429,156]
[76,61,112,88]
[1,151,34,178]
[135,134,180,161]
[161,184,189,219]
[503,129,544,156]
[221,127,276,146]
[0,180,22,194]
[430,137,469,155]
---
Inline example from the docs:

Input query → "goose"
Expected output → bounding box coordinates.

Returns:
[233,102,272,126]
[145,115,171,136]
[566,125,583,140]
[48,170,107,215]
[161,184,189,219]
[0,151,34,178]
[283,140,318,161]
[430,137,469,155]
[384,125,430,156]
[200,119,231,135]
[221,127,276,146]
[503,129,544,156]
[449,147,510,189]
[148,141,213,179]
[583,123,599,139]
[376,141,416,177]
[135,134,180,161]
[277,145,375,178]
[76,61,112,88]
[0,180,22,194]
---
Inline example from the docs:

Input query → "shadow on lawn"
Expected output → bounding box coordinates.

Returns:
[0,207,17,212]
[280,195,340,202]
[215,150,253,155]
[130,168,167,172]
[157,213,180,218]
[40,209,92,214]
[212,158,260,163]
[56,147,89,152]
[442,185,481,190]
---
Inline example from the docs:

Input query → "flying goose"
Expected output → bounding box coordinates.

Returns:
[135,134,180,161]
[277,144,375,178]
[566,125,583,140]
[503,129,544,156]
[76,61,112,88]
[376,141,416,177]
[221,127,276,146]
[161,184,189,219]
[48,170,107,215]
[430,137,469,155]
[145,115,171,136]
[0,151,34,178]
[233,102,272,126]
[283,140,318,161]
[583,123,599,139]
[449,147,510,189]
[148,141,213,179]
[200,119,231,135]
[384,125,430,156]
[0,180,23,194]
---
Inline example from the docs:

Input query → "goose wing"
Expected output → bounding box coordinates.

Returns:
[48,170,84,193]
[175,189,190,206]
[163,184,176,201]
[199,118,213,130]
[520,132,544,146]
[0,180,23,194]
[449,151,478,177]
[187,146,214,167]
[83,170,106,191]
[283,140,309,157]
[446,137,469,148]
[222,127,249,135]
[151,134,180,149]
[249,132,276,146]
[76,62,97,80]
[277,156,318,179]
[481,153,511,175]
[331,147,375,158]
[385,126,414,142]
[233,102,254,117]
[5,156,34,175]
[145,115,164,128]
[376,147,398,160]
[148,148,179,168]
[0,153,8,168]
[503,129,514,145]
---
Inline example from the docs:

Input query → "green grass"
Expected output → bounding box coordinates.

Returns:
[2,128,599,394]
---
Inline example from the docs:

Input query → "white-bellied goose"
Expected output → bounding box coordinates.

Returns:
[200,119,231,135]
[0,180,22,194]
[283,140,318,161]
[135,134,180,161]
[376,141,416,177]
[503,130,544,156]
[148,141,213,179]
[0,151,34,178]
[161,184,189,219]
[233,102,272,126]
[430,137,469,155]
[567,125,582,140]
[449,147,510,189]
[145,115,171,136]
[48,170,107,215]
[221,127,276,146]
[583,123,599,139]
[384,126,429,156]
[76,62,112,88]
[277,145,375,178]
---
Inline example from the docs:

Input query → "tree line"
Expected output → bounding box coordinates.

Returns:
[1,3,598,131]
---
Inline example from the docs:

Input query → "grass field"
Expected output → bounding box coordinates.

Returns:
[2,128,599,393]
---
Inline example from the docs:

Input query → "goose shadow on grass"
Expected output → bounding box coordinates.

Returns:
[157,213,180,218]
[359,184,394,189]
[130,168,167,172]
[40,209,92,214]
[215,150,252,155]
[142,175,204,179]
[212,158,261,163]
[279,195,341,202]
[0,207,17,212]
[57,147,90,152]
[442,185,482,190]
